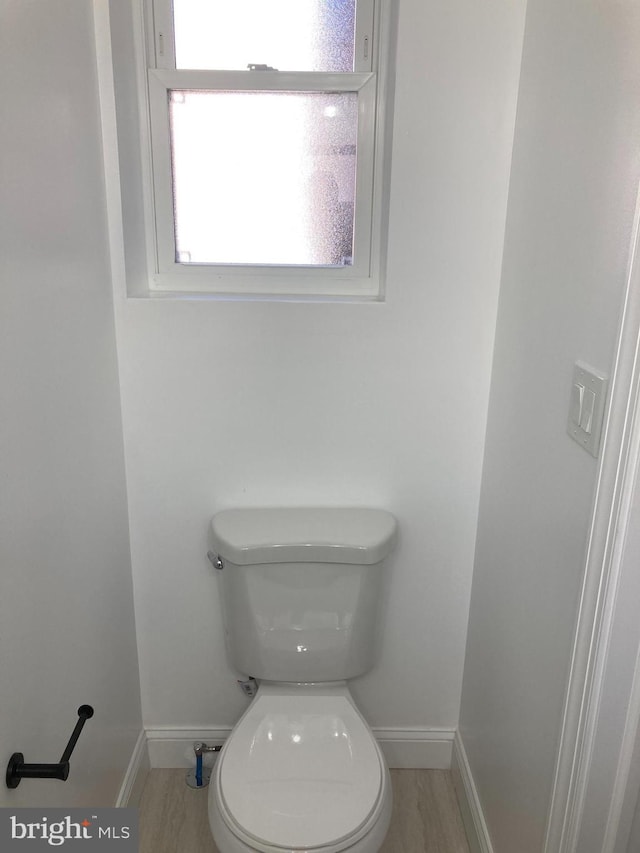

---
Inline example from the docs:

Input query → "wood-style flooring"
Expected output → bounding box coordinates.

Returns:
[139,768,470,853]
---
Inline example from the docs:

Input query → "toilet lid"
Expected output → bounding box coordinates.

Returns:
[219,693,383,850]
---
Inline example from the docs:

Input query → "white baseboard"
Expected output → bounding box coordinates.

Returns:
[145,726,455,770]
[452,732,494,853]
[115,730,150,808]
[375,727,454,768]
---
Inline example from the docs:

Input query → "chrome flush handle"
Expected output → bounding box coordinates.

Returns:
[207,551,224,570]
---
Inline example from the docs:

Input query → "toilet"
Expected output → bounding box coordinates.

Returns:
[207,507,397,853]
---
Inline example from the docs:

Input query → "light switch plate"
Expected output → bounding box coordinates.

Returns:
[567,361,608,457]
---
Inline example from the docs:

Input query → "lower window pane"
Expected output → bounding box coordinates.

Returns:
[169,90,358,267]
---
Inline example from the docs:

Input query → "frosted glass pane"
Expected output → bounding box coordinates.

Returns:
[169,90,357,267]
[173,0,356,72]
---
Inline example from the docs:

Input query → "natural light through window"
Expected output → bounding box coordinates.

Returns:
[172,0,356,72]
[170,90,358,266]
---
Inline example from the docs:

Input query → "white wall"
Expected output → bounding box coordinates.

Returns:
[0,0,142,806]
[458,1,640,850]
[113,0,527,733]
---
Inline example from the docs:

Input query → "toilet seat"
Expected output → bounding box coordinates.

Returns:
[213,689,386,853]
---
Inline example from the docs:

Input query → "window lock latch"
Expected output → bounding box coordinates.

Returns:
[247,63,278,71]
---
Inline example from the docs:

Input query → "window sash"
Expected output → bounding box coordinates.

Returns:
[150,0,376,74]
[147,69,377,295]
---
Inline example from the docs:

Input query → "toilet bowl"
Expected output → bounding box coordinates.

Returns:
[209,684,392,853]
[207,508,397,853]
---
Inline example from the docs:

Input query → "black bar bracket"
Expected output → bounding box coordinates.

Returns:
[6,705,94,789]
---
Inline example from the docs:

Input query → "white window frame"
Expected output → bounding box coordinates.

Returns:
[135,0,391,299]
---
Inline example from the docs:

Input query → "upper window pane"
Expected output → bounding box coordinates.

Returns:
[172,0,357,72]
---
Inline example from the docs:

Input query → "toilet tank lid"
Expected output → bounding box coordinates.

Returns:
[210,508,397,566]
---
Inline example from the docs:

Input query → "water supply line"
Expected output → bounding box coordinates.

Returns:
[186,741,222,789]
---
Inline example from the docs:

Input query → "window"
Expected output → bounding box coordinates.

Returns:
[141,0,390,297]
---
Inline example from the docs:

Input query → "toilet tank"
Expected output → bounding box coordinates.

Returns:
[210,508,397,683]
